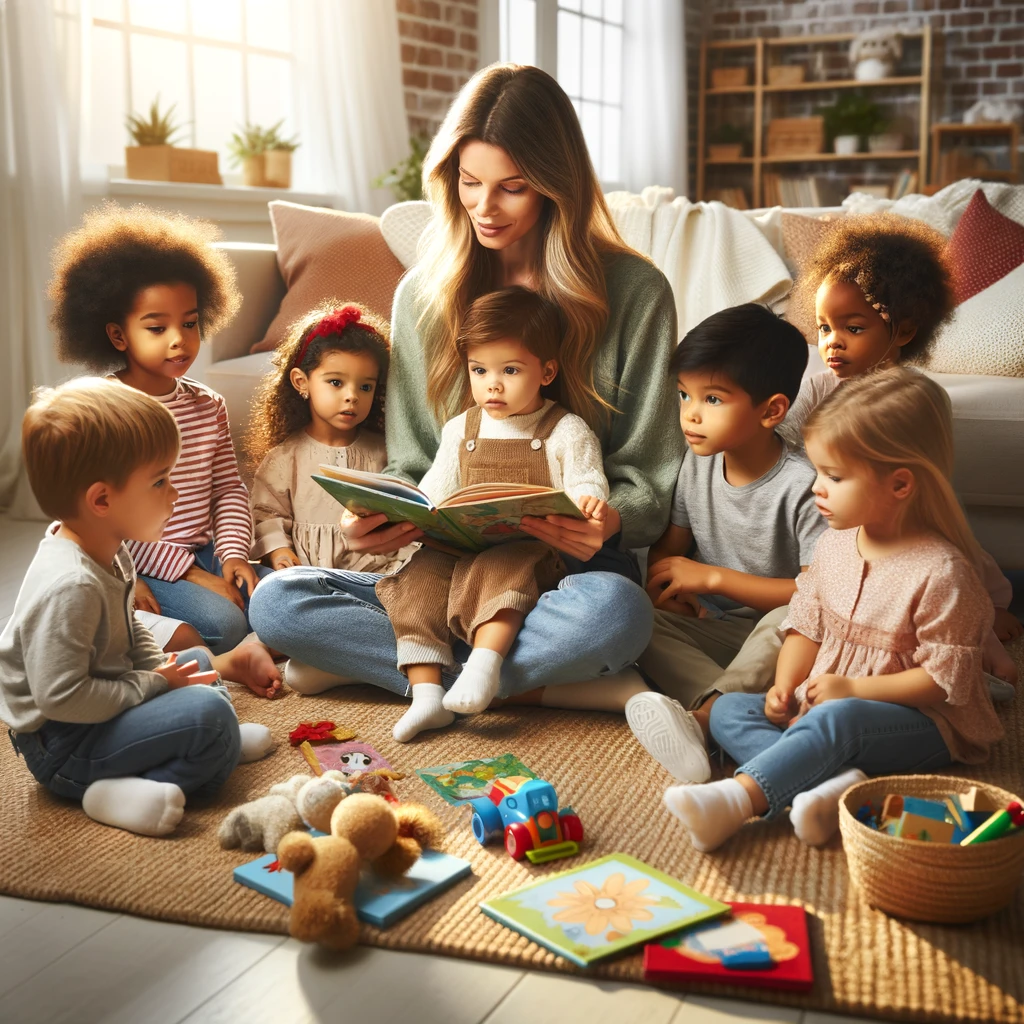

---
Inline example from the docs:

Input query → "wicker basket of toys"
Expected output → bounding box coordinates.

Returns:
[839,774,1024,923]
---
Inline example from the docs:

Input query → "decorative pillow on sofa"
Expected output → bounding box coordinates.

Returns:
[250,201,406,354]
[380,200,432,270]
[919,189,1024,377]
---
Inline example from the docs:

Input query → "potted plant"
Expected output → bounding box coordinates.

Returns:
[708,124,747,161]
[819,93,886,155]
[228,121,299,188]
[125,97,221,184]
[263,122,300,188]
[373,135,430,202]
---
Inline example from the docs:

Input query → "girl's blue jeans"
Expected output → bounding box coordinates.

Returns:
[142,542,272,654]
[248,543,654,698]
[709,693,952,818]
[9,647,241,800]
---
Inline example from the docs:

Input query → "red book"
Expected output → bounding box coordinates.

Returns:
[643,902,813,993]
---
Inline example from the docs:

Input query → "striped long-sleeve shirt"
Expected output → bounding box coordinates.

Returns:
[127,377,253,581]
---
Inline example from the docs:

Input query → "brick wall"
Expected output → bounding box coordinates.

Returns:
[396,0,479,139]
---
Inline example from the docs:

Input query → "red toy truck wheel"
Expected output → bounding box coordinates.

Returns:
[505,823,533,860]
[559,812,583,843]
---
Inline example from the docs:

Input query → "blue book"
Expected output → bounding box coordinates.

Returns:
[234,848,473,928]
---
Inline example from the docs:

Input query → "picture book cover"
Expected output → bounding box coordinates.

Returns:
[416,753,538,805]
[233,849,473,929]
[300,739,392,777]
[313,464,581,553]
[643,902,813,992]
[479,853,730,968]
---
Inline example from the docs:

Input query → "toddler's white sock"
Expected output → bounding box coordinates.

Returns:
[540,668,649,712]
[442,648,504,715]
[394,683,455,742]
[663,777,754,853]
[790,768,868,846]
[82,777,185,837]
[283,659,357,695]
[238,722,276,763]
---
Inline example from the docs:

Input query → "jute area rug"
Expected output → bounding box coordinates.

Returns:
[2,640,1022,1024]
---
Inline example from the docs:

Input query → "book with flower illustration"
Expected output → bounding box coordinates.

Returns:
[479,853,730,968]
[312,464,582,553]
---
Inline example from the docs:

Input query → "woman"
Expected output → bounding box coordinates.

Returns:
[249,65,682,736]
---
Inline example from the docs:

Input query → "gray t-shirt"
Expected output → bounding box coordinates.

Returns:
[670,440,826,612]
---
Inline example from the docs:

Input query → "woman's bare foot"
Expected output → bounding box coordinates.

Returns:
[213,640,283,698]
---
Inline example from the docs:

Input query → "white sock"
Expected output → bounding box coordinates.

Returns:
[540,668,649,712]
[238,722,276,763]
[790,768,868,847]
[663,777,754,853]
[82,777,186,837]
[283,659,357,695]
[442,648,504,715]
[394,683,455,742]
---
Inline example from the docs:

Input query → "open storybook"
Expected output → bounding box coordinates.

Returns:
[313,464,583,553]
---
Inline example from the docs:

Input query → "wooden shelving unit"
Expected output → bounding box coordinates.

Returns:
[696,26,933,208]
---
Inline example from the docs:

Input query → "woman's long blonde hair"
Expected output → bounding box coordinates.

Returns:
[417,63,636,431]
[803,367,980,564]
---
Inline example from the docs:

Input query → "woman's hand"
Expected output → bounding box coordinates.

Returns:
[269,547,302,571]
[520,503,620,561]
[805,673,855,706]
[134,578,161,615]
[340,509,424,556]
[221,556,260,598]
[646,556,714,609]
[185,564,244,610]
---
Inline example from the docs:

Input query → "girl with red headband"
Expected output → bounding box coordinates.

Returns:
[246,301,417,577]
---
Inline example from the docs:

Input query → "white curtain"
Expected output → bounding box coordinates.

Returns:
[0,0,85,517]
[621,0,688,198]
[290,0,410,215]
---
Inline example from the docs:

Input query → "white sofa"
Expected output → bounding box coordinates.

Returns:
[198,219,1024,570]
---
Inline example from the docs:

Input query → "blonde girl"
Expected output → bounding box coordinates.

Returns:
[250,64,680,711]
[662,368,1004,853]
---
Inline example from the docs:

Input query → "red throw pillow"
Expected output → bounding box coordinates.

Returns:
[250,202,406,354]
[946,188,1024,306]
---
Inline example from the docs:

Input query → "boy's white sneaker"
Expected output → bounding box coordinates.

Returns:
[625,691,711,784]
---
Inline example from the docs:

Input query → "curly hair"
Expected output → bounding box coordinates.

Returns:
[790,213,954,363]
[245,301,391,468]
[48,202,241,372]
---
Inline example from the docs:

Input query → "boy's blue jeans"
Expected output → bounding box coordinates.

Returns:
[142,542,272,654]
[709,693,952,818]
[9,648,241,800]
[249,543,653,698]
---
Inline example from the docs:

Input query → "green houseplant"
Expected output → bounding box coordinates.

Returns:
[373,135,430,202]
[819,93,886,154]
[124,96,221,184]
[228,120,300,188]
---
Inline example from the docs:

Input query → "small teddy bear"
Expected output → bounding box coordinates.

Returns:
[849,28,902,81]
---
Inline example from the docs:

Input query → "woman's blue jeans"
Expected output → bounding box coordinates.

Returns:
[142,542,271,654]
[9,648,241,800]
[709,693,952,818]
[249,543,654,698]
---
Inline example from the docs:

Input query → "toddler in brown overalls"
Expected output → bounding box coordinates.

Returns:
[377,288,609,742]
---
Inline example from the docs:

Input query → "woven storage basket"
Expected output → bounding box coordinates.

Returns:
[839,774,1024,923]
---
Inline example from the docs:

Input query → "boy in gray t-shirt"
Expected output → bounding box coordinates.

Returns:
[627,304,824,784]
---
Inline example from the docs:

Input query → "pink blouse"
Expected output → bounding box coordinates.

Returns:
[783,527,1004,764]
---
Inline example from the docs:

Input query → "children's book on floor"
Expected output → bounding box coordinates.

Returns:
[313,465,582,552]
[416,754,538,805]
[479,853,730,968]
[643,902,813,992]
[234,848,473,928]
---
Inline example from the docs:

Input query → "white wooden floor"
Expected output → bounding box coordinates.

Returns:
[0,518,880,1024]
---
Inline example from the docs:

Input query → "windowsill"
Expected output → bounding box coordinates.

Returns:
[83,176,334,207]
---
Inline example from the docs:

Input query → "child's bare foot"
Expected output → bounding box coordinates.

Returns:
[214,640,283,699]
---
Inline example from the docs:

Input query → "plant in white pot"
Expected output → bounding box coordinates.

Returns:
[820,93,886,156]
[228,121,299,188]
[125,97,221,184]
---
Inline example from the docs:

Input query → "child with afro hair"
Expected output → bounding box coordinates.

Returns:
[48,203,271,659]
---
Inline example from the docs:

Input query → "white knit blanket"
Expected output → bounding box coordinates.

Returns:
[605,186,793,334]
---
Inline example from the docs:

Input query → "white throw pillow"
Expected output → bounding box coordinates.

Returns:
[379,200,432,269]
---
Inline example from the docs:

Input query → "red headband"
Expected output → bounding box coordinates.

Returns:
[295,305,373,365]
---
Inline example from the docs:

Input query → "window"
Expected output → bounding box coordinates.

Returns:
[82,0,294,176]
[498,0,623,185]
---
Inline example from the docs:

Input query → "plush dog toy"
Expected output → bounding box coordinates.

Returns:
[217,774,308,854]
[277,794,444,950]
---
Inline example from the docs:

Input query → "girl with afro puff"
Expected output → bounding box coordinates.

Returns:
[49,203,273,659]
[780,211,1021,659]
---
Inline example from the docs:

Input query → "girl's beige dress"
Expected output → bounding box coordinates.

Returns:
[782,527,1005,764]
[250,429,415,575]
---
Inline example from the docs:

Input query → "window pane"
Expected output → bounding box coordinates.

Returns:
[89,24,127,166]
[191,0,242,42]
[247,53,293,133]
[557,9,581,98]
[604,0,623,24]
[506,0,536,65]
[582,0,602,17]
[559,0,581,11]
[602,23,622,104]
[128,0,185,33]
[93,0,125,19]
[581,16,601,101]
[602,104,620,183]
[580,100,602,176]
[130,34,191,145]
[194,45,244,163]
[245,0,290,52]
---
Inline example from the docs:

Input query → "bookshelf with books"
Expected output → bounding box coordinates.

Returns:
[697,27,932,209]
